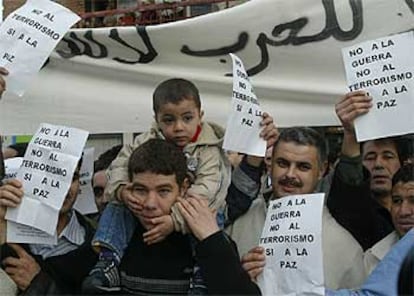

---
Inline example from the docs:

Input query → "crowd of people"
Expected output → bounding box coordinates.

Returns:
[0,66,413,295]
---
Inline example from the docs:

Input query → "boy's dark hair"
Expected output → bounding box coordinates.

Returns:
[152,78,201,114]
[274,127,328,166]
[128,139,187,186]
[392,163,414,186]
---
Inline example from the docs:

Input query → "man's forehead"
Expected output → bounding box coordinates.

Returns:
[393,181,414,192]
[363,139,398,154]
[274,141,319,159]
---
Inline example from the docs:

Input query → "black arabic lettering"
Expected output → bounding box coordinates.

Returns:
[110,26,157,64]
[181,32,249,56]
[56,31,107,58]
[181,0,363,77]
[56,26,157,64]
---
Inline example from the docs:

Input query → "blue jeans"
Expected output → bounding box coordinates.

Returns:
[92,202,136,258]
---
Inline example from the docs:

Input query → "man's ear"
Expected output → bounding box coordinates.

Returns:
[319,161,328,180]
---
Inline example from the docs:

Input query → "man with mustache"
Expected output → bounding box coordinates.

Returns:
[226,127,366,289]
[327,91,404,251]
[364,163,414,275]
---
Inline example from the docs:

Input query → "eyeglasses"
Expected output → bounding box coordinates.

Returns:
[93,186,104,197]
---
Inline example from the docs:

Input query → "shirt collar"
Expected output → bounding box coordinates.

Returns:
[59,211,85,246]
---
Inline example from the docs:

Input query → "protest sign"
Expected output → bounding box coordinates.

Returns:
[223,53,266,157]
[257,193,325,296]
[342,31,414,141]
[5,123,88,235]
[0,0,80,96]
[73,147,98,214]
[3,157,23,180]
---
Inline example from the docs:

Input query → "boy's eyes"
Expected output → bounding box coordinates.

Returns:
[161,118,175,125]
[182,115,194,122]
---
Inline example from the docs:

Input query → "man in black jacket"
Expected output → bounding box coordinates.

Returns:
[328,90,405,250]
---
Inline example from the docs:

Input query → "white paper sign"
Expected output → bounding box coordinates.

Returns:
[73,147,98,214]
[223,53,266,157]
[0,0,80,96]
[3,157,23,180]
[342,31,414,141]
[5,123,88,235]
[7,221,57,245]
[257,193,325,296]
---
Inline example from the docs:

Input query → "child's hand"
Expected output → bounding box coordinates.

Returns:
[143,215,174,245]
[177,197,219,241]
[121,184,143,217]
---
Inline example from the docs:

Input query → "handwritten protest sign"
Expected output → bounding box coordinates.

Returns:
[342,31,414,141]
[0,0,80,96]
[257,193,325,296]
[73,147,98,214]
[223,53,266,156]
[3,157,23,181]
[5,123,88,235]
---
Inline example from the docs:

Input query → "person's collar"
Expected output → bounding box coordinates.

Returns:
[59,210,84,246]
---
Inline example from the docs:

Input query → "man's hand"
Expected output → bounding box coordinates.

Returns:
[0,67,8,99]
[0,179,24,208]
[260,112,278,149]
[241,246,266,281]
[336,91,372,157]
[335,91,372,134]
[3,243,41,291]
[177,196,219,241]
[143,215,174,245]
[121,184,143,216]
[246,112,279,167]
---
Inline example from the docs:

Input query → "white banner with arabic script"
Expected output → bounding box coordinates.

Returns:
[0,0,413,135]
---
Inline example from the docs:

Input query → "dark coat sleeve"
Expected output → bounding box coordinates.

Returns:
[327,156,392,250]
[196,231,261,295]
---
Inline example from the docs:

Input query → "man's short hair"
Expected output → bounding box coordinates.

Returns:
[152,78,201,114]
[392,163,414,186]
[274,127,328,165]
[361,137,405,165]
[128,139,187,186]
[94,144,123,173]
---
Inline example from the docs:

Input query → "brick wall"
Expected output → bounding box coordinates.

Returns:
[3,0,85,19]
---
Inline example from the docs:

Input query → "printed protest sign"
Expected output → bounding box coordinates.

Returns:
[342,31,414,141]
[5,123,88,236]
[223,53,267,157]
[0,0,80,96]
[257,193,325,296]
[73,147,98,214]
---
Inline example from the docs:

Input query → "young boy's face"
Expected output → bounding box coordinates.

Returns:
[156,98,203,148]
[130,171,184,230]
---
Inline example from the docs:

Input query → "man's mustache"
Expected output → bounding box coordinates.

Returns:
[278,176,302,188]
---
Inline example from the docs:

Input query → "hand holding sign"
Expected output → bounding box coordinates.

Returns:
[0,0,80,96]
[342,31,414,141]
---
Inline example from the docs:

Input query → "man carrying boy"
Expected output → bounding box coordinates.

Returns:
[84,77,277,292]
[96,138,260,295]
